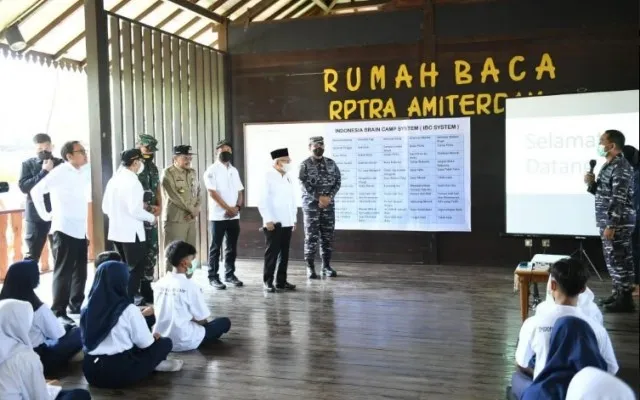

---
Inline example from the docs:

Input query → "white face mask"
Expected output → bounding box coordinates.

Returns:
[137,161,145,175]
[281,163,292,173]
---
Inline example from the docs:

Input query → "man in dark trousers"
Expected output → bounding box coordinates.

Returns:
[30,140,91,325]
[18,133,63,262]
[584,129,636,312]
[257,148,298,292]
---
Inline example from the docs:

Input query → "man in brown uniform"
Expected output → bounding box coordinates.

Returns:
[161,145,201,250]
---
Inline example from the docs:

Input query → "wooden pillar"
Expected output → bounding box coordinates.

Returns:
[9,211,23,262]
[0,213,7,281]
[84,0,113,257]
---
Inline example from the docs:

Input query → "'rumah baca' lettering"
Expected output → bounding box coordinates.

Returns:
[323,54,556,92]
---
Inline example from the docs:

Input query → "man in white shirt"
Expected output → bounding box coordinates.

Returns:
[102,149,157,305]
[510,257,619,399]
[153,240,231,351]
[203,140,245,290]
[258,148,298,292]
[30,140,90,326]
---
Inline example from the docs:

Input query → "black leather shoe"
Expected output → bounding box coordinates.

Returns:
[67,305,81,315]
[275,282,296,290]
[209,277,227,290]
[225,276,244,287]
[263,283,276,293]
[598,292,617,306]
[307,267,319,279]
[604,291,636,313]
[322,266,338,277]
[57,315,77,328]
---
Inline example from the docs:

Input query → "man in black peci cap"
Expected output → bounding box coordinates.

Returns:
[161,145,201,254]
[102,148,157,305]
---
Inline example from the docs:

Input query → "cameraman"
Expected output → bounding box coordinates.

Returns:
[18,133,63,262]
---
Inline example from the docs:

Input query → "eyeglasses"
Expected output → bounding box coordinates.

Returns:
[73,149,87,155]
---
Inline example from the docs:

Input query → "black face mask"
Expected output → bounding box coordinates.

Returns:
[219,151,232,163]
[37,150,53,161]
[313,148,324,157]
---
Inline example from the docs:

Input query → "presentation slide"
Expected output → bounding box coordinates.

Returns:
[244,117,471,232]
[505,90,639,237]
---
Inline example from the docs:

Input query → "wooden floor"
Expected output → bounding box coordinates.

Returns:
[18,261,640,399]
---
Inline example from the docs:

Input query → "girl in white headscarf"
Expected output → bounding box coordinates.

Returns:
[566,367,636,400]
[0,299,91,400]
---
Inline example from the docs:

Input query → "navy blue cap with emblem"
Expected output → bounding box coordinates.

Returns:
[173,145,195,155]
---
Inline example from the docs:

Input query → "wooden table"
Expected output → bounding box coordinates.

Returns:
[514,268,550,322]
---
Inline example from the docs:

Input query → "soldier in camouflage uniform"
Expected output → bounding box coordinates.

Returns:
[585,129,636,312]
[299,136,341,279]
[137,134,162,304]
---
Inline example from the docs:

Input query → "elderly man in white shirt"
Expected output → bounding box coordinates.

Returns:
[258,148,298,292]
[102,149,157,304]
[30,140,90,326]
[203,139,245,290]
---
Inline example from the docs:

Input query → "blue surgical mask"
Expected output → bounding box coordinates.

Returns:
[597,144,608,157]
[186,260,197,275]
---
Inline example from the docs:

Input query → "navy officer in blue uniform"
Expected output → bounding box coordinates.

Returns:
[585,129,636,312]
[298,136,341,279]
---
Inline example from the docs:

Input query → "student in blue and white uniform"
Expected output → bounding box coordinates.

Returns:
[80,261,182,388]
[0,299,91,399]
[153,240,231,352]
[0,260,82,377]
[566,367,635,400]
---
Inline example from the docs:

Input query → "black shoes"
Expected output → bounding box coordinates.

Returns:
[307,266,319,279]
[225,275,244,287]
[604,291,636,313]
[264,282,296,292]
[57,315,77,329]
[598,292,617,306]
[322,266,338,277]
[263,282,276,293]
[209,277,227,290]
[67,305,81,315]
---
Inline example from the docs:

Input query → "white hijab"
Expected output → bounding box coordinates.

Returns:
[0,299,34,365]
[567,367,636,400]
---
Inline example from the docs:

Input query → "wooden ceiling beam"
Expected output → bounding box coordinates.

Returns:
[0,0,48,34]
[23,0,84,53]
[237,0,281,23]
[222,0,255,19]
[274,0,308,19]
[162,0,228,23]
[53,0,133,61]
[310,0,330,12]
[188,23,214,41]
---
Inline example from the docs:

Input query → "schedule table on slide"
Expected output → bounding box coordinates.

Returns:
[328,122,468,231]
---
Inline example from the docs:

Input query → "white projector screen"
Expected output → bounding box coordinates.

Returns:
[244,118,471,232]
[505,90,639,237]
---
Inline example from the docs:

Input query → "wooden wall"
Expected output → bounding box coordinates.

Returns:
[227,0,639,267]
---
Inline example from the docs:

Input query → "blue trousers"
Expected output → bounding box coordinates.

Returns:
[82,337,172,389]
[34,327,83,377]
[200,317,231,346]
[510,371,533,399]
[56,388,91,400]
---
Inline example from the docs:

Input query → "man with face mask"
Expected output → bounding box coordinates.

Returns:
[299,136,341,279]
[203,140,244,290]
[161,145,201,254]
[584,129,636,312]
[136,134,162,304]
[102,148,157,305]
[258,148,298,292]
[18,133,63,263]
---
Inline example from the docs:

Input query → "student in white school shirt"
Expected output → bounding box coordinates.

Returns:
[102,148,157,305]
[80,261,182,389]
[204,139,245,290]
[510,257,618,399]
[536,274,604,325]
[30,140,91,326]
[0,260,82,378]
[153,240,231,351]
[0,299,91,400]
[258,148,298,293]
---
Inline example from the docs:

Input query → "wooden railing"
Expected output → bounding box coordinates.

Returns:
[0,203,95,282]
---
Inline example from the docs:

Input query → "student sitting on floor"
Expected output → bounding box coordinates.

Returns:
[153,240,231,352]
[80,261,182,389]
[521,316,607,399]
[510,257,618,399]
[0,260,83,377]
[566,366,635,400]
[536,276,603,325]
[0,299,91,399]
[94,251,157,330]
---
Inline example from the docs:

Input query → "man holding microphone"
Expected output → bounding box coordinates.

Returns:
[584,129,636,312]
[258,148,298,292]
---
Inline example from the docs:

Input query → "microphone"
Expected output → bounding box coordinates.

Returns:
[589,159,596,174]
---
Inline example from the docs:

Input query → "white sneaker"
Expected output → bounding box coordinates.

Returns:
[155,359,183,372]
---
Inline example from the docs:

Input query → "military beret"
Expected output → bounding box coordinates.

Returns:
[270,148,289,160]
[137,134,158,151]
[121,148,142,164]
[309,136,324,145]
[216,139,232,150]
[174,145,195,155]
